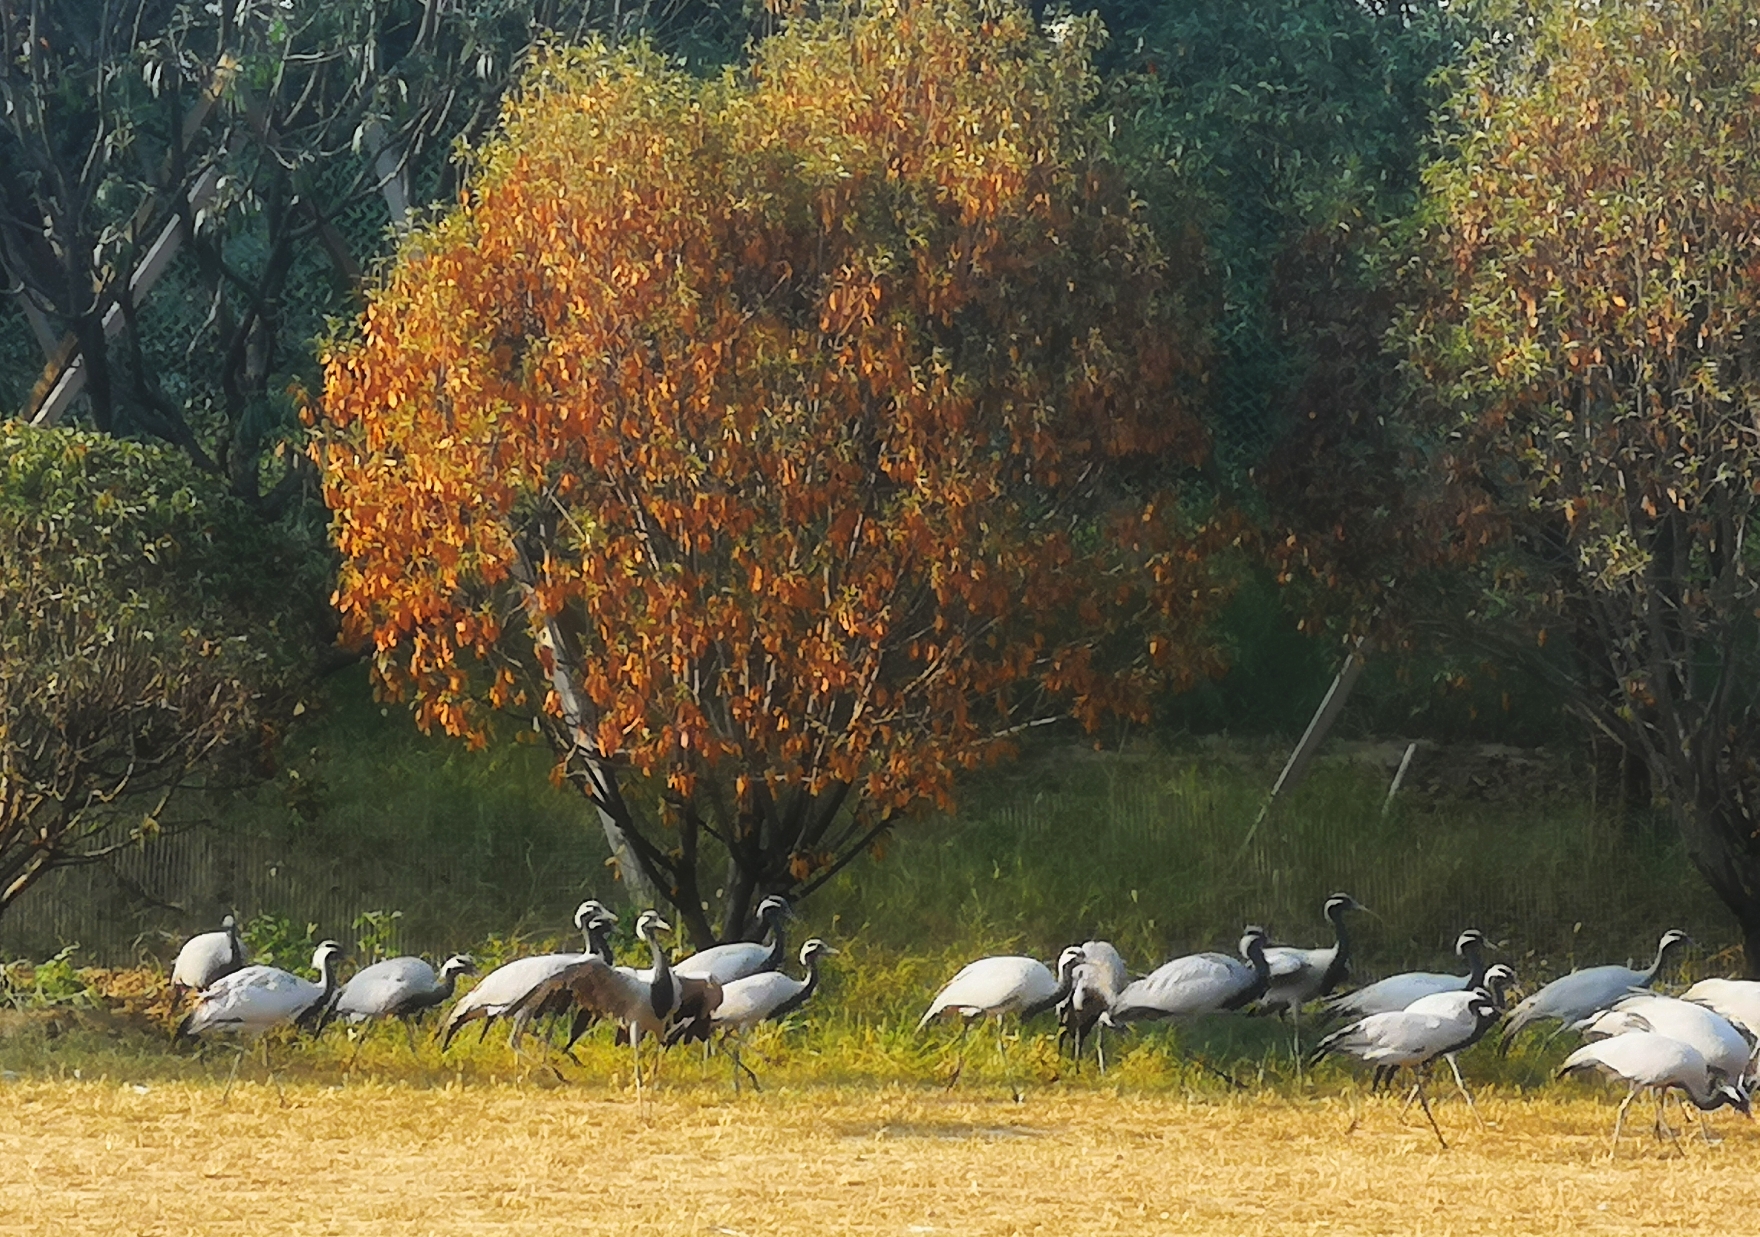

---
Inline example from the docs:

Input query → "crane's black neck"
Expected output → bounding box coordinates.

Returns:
[771,953,823,1022]
[1316,903,1353,996]
[1239,936,1271,1006]
[761,911,788,973]
[296,952,340,1031]
[1461,937,1488,990]
[226,920,242,970]
[645,928,675,1019]
[587,920,615,964]
[1021,954,1081,1020]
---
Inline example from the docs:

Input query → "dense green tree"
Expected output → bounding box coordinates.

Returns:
[0,424,312,915]
[1404,0,1760,965]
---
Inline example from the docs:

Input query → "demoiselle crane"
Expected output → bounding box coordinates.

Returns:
[1575,993,1752,1094]
[1322,929,1489,1021]
[1558,1031,1751,1157]
[507,910,721,1099]
[708,938,837,1090]
[1309,987,1500,1147]
[438,900,613,1049]
[176,939,344,1099]
[1684,977,1760,1040]
[1060,939,1129,1074]
[170,914,247,1007]
[1399,963,1517,1122]
[1105,927,1272,1024]
[1499,929,1692,1053]
[673,895,791,984]
[1261,893,1366,1052]
[919,946,1084,1089]
[330,953,475,1059]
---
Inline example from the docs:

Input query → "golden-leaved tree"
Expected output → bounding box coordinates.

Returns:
[315,0,1228,943]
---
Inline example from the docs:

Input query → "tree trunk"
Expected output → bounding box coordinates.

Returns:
[1673,789,1760,978]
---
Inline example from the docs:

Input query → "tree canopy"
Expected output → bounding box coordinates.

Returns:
[0,424,310,914]
[315,0,1233,942]
[1404,0,1760,959]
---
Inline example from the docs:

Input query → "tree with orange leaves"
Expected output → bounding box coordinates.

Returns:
[315,0,1229,944]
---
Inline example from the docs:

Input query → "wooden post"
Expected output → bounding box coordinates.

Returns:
[1243,639,1369,846]
[1381,741,1418,818]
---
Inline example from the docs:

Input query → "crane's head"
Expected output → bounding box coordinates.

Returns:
[1658,928,1693,956]
[575,900,615,931]
[220,913,237,931]
[757,895,792,922]
[799,938,838,966]
[312,939,344,973]
[1239,926,1268,961]
[1480,963,1517,1010]
[1709,1082,1751,1117]
[1055,945,1086,981]
[1454,929,1486,958]
[635,910,673,941]
[1324,894,1366,919]
[439,954,476,980]
[1466,992,1498,1024]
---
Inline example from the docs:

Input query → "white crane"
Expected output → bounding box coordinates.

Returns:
[330,953,475,1058]
[438,900,614,1050]
[672,895,792,984]
[1322,929,1489,1021]
[1500,929,1692,1052]
[1558,1031,1751,1157]
[709,937,837,1090]
[1105,927,1271,1024]
[1683,977,1760,1040]
[1260,894,1366,1053]
[1309,987,1501,1147]
[1399,963,1517,1123]
[1060,939,1129,1074]
[507,910,721,1099]
[170,914,247,1007]
[1575,994,1752,1088]
[919,946,1084,1089]
[175,939,344,1099]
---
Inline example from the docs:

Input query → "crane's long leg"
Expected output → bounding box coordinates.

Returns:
[631,1024,644,1106]
[1443,1053,1486,1127]
[1610,1083,1639,1158]
[1412,1071,1447,1149]
[728,1034,761,1093]
[221,1043,247,1101]
[405,1019,420,1058]
[1096,1024,1107,1077]
[345,1028,368,1070]
[945,1020,972,1089]
[1655,1092,1682,1154]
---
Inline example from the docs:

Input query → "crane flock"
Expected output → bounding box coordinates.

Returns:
[163,900,1760,1155]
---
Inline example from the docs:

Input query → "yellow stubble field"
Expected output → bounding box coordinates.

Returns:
[1,1078,1755,1236]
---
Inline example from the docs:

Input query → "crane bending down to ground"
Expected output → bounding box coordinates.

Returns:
[330,954,475,1058]
[170,914,247,1008]
[1558,1031,1751,1158]
[1322,929,1489,1022]
[507,910,723,1099]
[176,940,344,1099]
[1500,929,1692,1053]
[1061,940,1129,1074]
[707,938,837,1090]
[438,901,613,1049]
[1310,985,1501,1147]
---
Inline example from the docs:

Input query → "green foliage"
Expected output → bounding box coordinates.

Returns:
[0,946,96,1011]
[240,914,320,973]
[0,425,316,914]
[351,910,405,964]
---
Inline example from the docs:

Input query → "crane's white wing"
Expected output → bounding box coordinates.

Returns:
[1507,964,1648,1034]
[1597,995,1750,1081]
[183,966,321,1037]
[1322,1008,1476,1067]
[1560,1030,1708,1089]
[1326,971,1464,1019]
[336,957,437,1020]
[450,954,585,1019]
[1263,946,1320,981]
[1111,952,1248,1020]
[1079,941,1130,1002]
[714,971,806,1030]
[1685,978,1760,1041]
[1402,988,1484,1020]
[919,956,1056,1027]
[674,942,772,984]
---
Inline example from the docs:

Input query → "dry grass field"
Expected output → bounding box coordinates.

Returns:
[3,1077,1758,1236]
